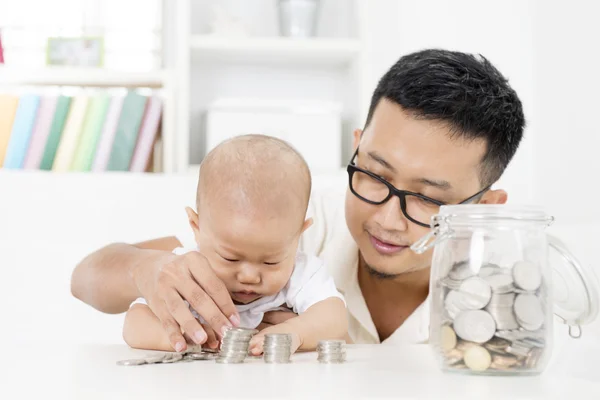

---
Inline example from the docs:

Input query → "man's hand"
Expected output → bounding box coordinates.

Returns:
[131,250,240,352]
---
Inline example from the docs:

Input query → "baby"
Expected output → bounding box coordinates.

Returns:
[123,134,348,355]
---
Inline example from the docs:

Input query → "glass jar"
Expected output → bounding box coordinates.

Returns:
[411,205,599,375]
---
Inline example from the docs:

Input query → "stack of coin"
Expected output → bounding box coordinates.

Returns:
[215,327,258,364]
[316,340,346,363]
[437,259,547,373]
[263,333,293,363]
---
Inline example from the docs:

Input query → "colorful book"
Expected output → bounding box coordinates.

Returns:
[24,95,58,169]
[70,92,110,171]
[0,94,19,166]
[129,96,162,172]
[40,95,72,170]
[92,94,124,172]
[107,91,147,171]
[52,94,89,171]
[3,94,41,168]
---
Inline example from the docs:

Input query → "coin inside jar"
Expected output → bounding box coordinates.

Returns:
[441,325,457,351]
[449,260,476,281]
[490,354,520,370]
[483,274,514,294]
[458,277,492,309]
[463,345,492,372]
[512,261,542,291]
[513,294,544,331]
[453,310,496,343]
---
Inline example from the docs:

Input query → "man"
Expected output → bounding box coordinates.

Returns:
[71,49,524,351]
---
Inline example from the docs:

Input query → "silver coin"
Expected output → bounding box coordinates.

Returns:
[512,261,542,291]
[483,274,514,294]
[444,290,465,320]
[453,310,496,344]
[486,293,515,308]
[495,329,545,341]
[485,305,520,330]
[317,340,346,364]
[448,261,476,281]
[513,294,544,331]
[506,342,532,358]
[183,352,216,361]
[161,353,184,363]
[490,354,520,370]
[116,358,148,366]
[478,263,503,278]
[458,277,492,310]
[483,337,511,353]
[440,277,462,290]
[525,347,544,369]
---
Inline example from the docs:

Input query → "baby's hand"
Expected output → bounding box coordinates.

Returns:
[249,327,301,356]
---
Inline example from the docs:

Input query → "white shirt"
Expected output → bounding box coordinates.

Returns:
[177,177,430,344]
[133,247,345,329]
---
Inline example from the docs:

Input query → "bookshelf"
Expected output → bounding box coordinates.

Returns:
[0,0,370,175]
[0,66,177,173]
[170,0,370,175]
[0,67,169,88]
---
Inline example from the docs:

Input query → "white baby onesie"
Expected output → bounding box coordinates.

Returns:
[131,247,345,329]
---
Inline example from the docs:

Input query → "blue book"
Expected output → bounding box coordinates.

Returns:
[3,94,41,169]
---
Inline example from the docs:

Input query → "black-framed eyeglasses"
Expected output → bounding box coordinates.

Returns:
[347,147,491,228]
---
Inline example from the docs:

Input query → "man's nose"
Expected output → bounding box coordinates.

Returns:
[236,263,261,284]
[373,195,408,232]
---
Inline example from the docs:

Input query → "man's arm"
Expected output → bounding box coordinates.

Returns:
[70,236,181,314]
[70,236,240,352]
[248,297,348,355]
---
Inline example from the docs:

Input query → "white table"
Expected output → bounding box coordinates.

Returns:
[3,340,599,399]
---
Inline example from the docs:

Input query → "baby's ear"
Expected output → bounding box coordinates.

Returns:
[185,206,200,232]
[301,217,314,234]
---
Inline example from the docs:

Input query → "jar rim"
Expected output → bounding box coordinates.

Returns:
[436,204,553,224]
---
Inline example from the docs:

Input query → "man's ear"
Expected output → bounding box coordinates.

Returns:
[185,206,200,232]
[480,189,508,205]
[352,129,362,150]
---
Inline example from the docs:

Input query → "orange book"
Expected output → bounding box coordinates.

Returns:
[0,94,19,166]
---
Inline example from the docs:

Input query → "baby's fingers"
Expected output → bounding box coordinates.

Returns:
[249,335,265,355]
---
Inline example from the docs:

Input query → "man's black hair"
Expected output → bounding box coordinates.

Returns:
[366,49,525,186]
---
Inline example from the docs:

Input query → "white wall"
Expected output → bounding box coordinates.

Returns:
[360,0,599,332]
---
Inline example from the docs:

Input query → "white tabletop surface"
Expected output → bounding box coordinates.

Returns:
[3,339,600,400]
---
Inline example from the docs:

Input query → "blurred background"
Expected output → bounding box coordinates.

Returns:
[0,0,598,346]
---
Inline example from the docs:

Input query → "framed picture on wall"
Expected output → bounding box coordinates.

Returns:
[46,37,104,67]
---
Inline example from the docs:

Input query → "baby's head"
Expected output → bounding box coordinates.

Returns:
[186,134,313,305]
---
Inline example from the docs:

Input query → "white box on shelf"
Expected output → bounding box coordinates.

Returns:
[205,98,343,173]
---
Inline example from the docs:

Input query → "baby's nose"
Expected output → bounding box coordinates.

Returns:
[236,263,261,284]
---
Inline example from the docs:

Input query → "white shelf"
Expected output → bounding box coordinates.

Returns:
[0,67,168,88]
[190,36,361,67]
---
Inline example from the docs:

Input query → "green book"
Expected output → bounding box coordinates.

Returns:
[70,93,110,171]
[107,91,147,171]
[39,95,72,170]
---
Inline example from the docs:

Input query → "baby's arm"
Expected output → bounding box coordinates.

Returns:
[123,303,175,351]
[249,296,347,355]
